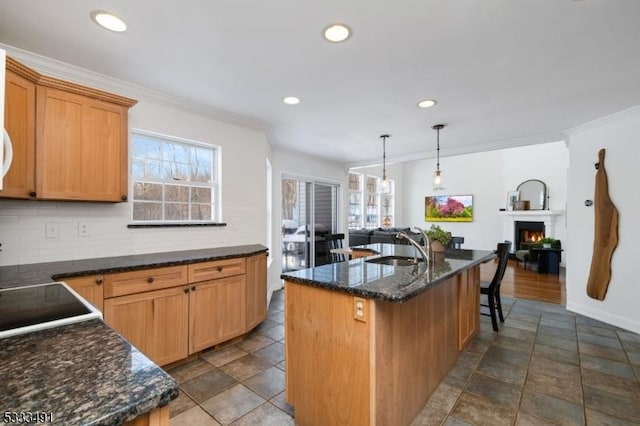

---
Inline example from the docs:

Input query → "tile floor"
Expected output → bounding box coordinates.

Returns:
[167,290,640,425]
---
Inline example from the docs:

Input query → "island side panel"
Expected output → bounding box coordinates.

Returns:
[372,274,460,425]
[458,266,481,350]
[285,281,371,425]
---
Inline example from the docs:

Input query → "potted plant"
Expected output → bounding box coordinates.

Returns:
[426,225,452,261]
[539,237,558,249]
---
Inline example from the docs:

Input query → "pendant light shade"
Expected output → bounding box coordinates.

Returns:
[380,134,390,194]
[432,124,445,190]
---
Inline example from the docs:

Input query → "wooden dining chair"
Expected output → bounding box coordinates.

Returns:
[480,241,512,332]
[324,233,346,263]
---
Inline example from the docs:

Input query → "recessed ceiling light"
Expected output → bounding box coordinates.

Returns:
[283,96,300,105]
[417,99,437,109]
[323,24,351,43]
[90,10,127,32]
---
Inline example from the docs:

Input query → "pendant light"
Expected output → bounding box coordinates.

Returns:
[380,134,390,193]
[432,124,445,190]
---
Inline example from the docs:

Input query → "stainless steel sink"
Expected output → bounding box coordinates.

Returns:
[365,256,423,266]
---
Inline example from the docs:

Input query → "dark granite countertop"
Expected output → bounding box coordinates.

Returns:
[281,243,495,302]
[0,319,178,425]
[0,244,268,289]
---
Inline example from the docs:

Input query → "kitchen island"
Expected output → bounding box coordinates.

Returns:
[281,244,494,426]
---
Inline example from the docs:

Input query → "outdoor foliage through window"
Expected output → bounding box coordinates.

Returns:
[131,132,218,222]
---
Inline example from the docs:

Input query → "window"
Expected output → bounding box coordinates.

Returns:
[130,131,220,223]
[348,173,363,229]
[348,172,394,229]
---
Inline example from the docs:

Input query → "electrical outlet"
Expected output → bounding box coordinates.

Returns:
[78,222,89,237]
[354,297,367,322]
[45,223,60,239]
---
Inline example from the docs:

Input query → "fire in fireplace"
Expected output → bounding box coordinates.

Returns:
[514,221,545,251]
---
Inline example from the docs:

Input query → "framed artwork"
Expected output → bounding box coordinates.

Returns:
[425,195,473,222]
[506,191,520,211]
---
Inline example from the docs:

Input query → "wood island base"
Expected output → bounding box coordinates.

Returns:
[284,265,480,426]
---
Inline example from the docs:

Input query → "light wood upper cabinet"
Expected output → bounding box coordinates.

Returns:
[63,275,105,312]
[2,66,36,198]
[36,87,129,202]
[245,253,267,331]
[104,286,190,366]
[2,57,136,202]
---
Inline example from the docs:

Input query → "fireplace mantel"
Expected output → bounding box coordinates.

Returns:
[499,210,565,250]
[499,210,564,217]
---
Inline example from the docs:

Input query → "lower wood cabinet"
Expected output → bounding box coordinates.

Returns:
[104,286,190,366]
[101,254,266,366]
[245,253,267,331]
[64,275,104,312]
[190,275,246,353]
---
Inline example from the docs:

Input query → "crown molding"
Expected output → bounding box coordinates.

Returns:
[0,43,268,130]
[563,105,640,137]
[347,132,565,169]
[8,57,137,107]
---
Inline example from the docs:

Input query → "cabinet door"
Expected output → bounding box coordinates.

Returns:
[36,87,128,202]
[2,69,36,198]
[189,275,246,354]
[63,275,104,312]
[104,287,189,366]
[245,253,267,331]
[81,99,128,201]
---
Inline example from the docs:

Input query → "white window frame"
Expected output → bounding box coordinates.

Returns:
[129,129,222,224]
[347,172,394,229]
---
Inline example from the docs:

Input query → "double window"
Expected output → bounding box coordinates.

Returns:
[348,172,394,229]
[130,131,220,223]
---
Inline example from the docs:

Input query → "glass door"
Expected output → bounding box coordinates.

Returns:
[281,178,339,272]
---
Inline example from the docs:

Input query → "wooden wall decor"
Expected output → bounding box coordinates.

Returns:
[586,149,619,300]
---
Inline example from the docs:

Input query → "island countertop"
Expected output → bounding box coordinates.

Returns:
[280,243,494,302]
[0,244,268,289]
[0,319,178,425]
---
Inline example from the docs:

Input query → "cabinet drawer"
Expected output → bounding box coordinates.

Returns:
[188,258,246,283]
[104,265,188,298]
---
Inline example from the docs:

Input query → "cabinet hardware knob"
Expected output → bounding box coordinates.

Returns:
[217,266,223,272]
[184,288,189,293]
[191,286,196,291]
[121,195,128,201]
[29,191,36,197]
[96,277,104,285]
[147,277,154,283]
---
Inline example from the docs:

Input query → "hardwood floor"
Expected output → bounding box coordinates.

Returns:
[480,258,565,305]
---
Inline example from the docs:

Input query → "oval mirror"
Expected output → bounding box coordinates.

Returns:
[516,179,547,210]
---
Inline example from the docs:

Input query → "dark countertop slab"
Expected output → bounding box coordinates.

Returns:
[281,243,495,302]
[0,244,268,288]
[0,319,178,426]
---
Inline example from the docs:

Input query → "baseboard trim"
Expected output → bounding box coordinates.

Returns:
[565,301,640,334]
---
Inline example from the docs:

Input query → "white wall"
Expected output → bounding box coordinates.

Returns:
[270,147,348,292]
[565,107,640,334]
[402,142,569,251]
[0,48,269,267]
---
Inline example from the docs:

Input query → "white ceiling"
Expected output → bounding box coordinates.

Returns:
[1,0,640,166]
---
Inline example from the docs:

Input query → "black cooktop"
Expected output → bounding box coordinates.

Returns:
[0,282,93,332]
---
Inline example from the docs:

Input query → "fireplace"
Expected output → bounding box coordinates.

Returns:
[514,221,545,251]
